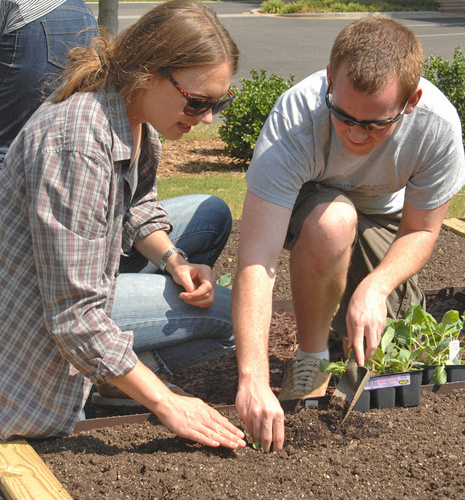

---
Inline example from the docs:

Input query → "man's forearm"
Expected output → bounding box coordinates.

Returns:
[232,264,275,384]
[364,229,436,296]
[364,201,449,295]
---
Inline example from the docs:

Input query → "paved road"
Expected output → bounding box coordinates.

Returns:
[89,1,465,86]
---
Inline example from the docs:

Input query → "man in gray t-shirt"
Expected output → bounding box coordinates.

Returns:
[232,17,465,452]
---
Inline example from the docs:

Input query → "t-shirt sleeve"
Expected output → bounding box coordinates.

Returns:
[246,100,315,210]
[405,107,465,210]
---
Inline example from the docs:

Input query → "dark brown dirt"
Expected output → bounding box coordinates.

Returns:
[29,141,465,500]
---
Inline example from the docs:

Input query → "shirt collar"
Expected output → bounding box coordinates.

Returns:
[106,88,134,164]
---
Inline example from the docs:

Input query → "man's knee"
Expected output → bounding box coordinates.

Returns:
[297,202,357,254]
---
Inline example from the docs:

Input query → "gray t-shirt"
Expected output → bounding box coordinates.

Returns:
[246,70,465,215]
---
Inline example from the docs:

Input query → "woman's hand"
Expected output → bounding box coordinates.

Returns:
[154,391,246,449]
[133,232,218,308]
[112,362,246,450]
[167,254,217,308]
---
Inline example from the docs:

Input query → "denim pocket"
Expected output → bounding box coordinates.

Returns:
[0,31,18,66]
[42,17,96,69]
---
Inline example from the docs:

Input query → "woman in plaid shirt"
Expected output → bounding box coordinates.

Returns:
[0,0,246,449]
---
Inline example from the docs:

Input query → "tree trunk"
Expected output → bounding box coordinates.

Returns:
[98,0,119,34]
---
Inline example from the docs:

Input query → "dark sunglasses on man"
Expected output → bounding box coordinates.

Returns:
[168,75,235,117]
[325,82,409,131]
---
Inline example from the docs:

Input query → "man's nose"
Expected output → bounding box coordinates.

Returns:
[347,125,369,142]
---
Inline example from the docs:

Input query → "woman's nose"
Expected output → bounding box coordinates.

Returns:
[199,108,214,125]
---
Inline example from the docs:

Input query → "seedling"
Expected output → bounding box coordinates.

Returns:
[216,273,232,289]
[319,358,348,379]
[371,303,465,384]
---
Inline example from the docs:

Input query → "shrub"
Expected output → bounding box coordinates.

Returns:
[219,69,294,162]
[260,0,439,15]
[424,46,465,143]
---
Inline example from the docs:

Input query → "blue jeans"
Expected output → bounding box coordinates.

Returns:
[0,0,98,168]
[111,195,234,379]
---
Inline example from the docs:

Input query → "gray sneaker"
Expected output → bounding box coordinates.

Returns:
[278,357,331,401]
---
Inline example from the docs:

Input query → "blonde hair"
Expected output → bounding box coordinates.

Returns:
[53,0,239,102]
[330,16,424,103]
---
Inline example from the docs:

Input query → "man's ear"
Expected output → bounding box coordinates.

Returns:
[405,87,422,114]
[326,64,331,84]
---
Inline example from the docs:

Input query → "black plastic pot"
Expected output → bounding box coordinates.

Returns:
[396,369,423,407]
[370,386,396,409]
[352,388,371,413]
[446,364,465,382]
[422,365,439,385]
[362,371,423,409]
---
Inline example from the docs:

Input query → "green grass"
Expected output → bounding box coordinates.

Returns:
[448,187,465,219]
[158,173,247,219]
[179,123,222,142]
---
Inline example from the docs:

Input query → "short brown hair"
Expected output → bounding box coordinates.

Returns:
[329,16,424,103]
[53,0,239,102]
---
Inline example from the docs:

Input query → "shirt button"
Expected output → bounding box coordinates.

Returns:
[73,405,81,412]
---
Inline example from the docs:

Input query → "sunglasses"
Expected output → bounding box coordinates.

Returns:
[168,75,235,117]
[325,83,409,131]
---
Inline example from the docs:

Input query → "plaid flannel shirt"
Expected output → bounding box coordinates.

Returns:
[0,88,171,439]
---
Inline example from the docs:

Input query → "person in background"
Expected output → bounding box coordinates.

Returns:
[0,0,246,451]
[232,16,465,452]
[0,0,98,168]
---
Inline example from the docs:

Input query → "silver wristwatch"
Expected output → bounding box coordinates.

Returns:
[158,247,188,273]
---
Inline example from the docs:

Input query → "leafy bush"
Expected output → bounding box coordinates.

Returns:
[219,69,294,162]
[260,0,439,14]
[424,46,465,144]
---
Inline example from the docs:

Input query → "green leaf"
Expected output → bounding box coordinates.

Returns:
[216,273,232,289]
[380,327,395,352]
[432,365,447,386]
[433,337,453,355]
[320,359,347,378]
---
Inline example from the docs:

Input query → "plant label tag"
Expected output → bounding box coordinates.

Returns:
[364,373,410,390]
[449,340,460,365]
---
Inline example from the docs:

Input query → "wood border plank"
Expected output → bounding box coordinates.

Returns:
[0,439,72,500]
[442,217,465,237]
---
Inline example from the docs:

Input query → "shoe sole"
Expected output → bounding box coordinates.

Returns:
[91,392,146,407]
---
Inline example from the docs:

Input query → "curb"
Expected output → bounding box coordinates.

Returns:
[251,8,465,19]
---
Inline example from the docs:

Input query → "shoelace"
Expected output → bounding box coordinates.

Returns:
[288,359,320,391]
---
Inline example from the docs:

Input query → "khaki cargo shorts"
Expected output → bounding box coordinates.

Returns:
[284,182,425,338]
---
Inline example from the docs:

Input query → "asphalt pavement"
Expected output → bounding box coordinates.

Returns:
[88,1,465,86]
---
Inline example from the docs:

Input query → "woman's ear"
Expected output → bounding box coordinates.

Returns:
[141,73,161,91]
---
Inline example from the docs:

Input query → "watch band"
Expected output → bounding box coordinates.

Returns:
[158,247,188,273]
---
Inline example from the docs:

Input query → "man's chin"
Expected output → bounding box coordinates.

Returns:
[342,141,376,157]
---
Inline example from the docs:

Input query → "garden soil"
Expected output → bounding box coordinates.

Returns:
[28,141,465,499]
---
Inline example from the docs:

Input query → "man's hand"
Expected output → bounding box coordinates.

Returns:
[345,280,388,365]
[235,380,285,452]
